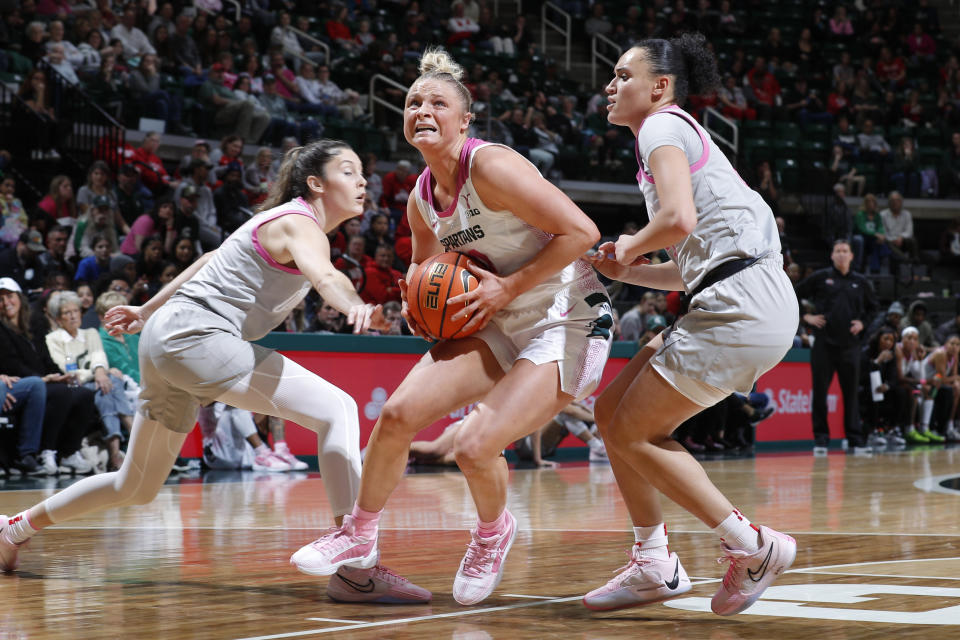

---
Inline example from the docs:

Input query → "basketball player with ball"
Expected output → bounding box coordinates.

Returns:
[291,48,613,605]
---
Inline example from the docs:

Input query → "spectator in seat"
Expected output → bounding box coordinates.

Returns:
[46,290,132,471]
[0,230,44,295]
[857,119,891,173]
[852,193,890,274]
[213,163,251,236]
[0,278,98,475]
[174,161,218,250]
[718,74,755,120]
[380,160,416,221]
[73,233,114,284]
[310,299,348,334]
[128,54,188,136]
[0,370,47,475]
[113,164,147,228]
[619,292,657,342]
[876,46,906,90]
[939,217,960,267]
[334,235,370,292]
[120,199,177,257]
[168,13,202,82]
[907,23,937,66]
[76,161,119,224]
[199,63,269,145]
[243,147,276,207]
[37,174,77,225]
[360,244,401,305]
[68,195,120,260]
[745,56,780,120]
[584,2,613,38]
[0,176,28,249]
[900,300,935,348]
[880,191,918,264]
[111,5,154,59]
[37,224,73,281]
[302,64,364,122]
[132,132,177,196]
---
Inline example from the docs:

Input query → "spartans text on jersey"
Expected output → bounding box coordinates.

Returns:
[440,224,485,251]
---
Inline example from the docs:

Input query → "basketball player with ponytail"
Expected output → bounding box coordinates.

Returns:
[584,34,799,615]
[0,140,432,605]
[291,48,613,605]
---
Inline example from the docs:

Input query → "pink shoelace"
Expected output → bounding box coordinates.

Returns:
[461,532,499,578]
[717,551,747,590]
[308,523,364,551]
[371,565,407,585]
[610,549,651,582]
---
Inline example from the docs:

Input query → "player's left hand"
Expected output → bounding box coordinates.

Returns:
[104,305,147,335]
[612,234,646,266]
[348,303,390,334]
[448,261,513,334]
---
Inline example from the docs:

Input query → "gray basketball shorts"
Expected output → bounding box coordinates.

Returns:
[650,255,798,407]
[138,299,272,433]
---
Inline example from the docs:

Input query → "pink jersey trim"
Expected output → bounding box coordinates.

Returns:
[634,106,710,185]
[250,197,319,274]
[418,138,487,219]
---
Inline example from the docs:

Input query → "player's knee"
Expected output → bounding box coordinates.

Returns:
[112,474,162,506]
[377,399,419,438]
[452,432,496,472]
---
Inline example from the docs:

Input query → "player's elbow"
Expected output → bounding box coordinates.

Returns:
[667,207,697,236]
[570,218,601,252]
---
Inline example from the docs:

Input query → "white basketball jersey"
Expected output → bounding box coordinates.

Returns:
[635,106,781,293]
[412,138,603,313]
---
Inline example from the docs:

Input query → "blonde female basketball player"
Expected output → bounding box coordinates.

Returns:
[290,49,613,605]
[582,33,799,616]
[0,140,431,604]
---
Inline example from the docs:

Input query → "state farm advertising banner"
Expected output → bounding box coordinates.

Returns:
[180,350,842,457]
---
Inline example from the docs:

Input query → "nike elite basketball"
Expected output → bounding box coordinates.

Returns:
[408,252,479,340]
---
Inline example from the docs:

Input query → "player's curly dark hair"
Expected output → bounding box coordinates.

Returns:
[259,139,352,212]
[633,32,721,105]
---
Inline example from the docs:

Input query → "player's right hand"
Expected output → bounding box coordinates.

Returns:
[104,305,147,335]
[587,241,649,281]
[347,303,389,334]
[398,277,431,340]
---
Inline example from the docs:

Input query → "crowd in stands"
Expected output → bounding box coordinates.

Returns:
[5,0,960,471]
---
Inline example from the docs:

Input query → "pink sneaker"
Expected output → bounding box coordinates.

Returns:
[274,442,308,471]
[290,515,379,576]
[452,510,518,605]
[253,450,292,472]
[0,515,27,572]
[583,547,691,611]
[711,525,797,616]
[327,564,432,604]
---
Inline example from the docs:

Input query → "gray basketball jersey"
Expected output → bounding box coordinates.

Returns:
[634,106,781,292]
[174,197,314,341]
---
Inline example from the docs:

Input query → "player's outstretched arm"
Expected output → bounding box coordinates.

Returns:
[104,250,217,335]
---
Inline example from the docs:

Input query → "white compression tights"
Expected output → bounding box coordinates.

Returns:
[44,350,361,523]
[44,413,187,523]
[215,351,361,516]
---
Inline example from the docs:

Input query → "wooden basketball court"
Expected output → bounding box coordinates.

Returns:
[2,447,960,639]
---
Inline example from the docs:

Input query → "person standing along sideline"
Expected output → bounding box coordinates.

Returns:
[0,140,431,605]
[795,239,878,454]
[584,33,800,616]
[289,48,612,606]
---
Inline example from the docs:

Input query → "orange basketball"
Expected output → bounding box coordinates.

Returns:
[408,252,480,340]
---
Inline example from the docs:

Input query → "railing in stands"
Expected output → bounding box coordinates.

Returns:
[702,107,738,155]
[591,33,621,88]
[493,0,522,17]
[290,27,332,68]
[541,2,571,71]
[0,81,46,207]
[38,59,126,176]
[368,73,408,129]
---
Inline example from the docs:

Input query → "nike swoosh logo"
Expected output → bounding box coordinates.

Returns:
[664,558,681,590]
[559,304,576,317]
[336,573,376,593]
[747,543,774,582]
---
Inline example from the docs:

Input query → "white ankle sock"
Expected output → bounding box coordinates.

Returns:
[587,438,604,451]
[254,444,270,456]
[632,523,670,560]
[5,512,38,544]
[713,510,760,552]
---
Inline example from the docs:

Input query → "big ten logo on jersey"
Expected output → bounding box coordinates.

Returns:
[585,292,614,340]
[424,263,449,310]
[460,192,481,217]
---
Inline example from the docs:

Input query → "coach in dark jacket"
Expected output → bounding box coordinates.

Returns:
[795,239,878,450]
